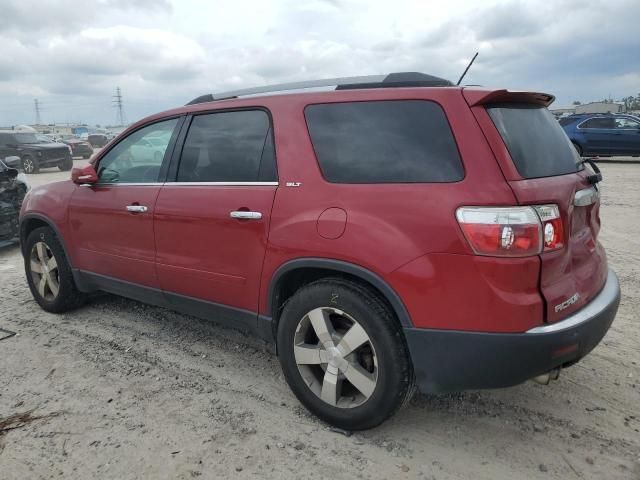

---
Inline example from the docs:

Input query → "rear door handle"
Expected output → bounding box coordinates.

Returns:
[230,211,262,220]
[126,205,148,213]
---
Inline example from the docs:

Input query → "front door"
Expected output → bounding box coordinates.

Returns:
[154,109,278,313]
[68,118,181,287]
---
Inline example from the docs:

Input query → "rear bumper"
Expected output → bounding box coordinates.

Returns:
[404,269,620,394]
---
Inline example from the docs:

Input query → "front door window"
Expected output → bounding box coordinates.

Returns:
[97,118,179,184]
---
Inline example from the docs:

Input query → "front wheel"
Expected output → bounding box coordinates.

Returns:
[277,278,413,430]
[24,227,85,313]
[22,155,39,174]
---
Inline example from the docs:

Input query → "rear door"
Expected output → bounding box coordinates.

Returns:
[469,96,607,323]
[154,109,278,314]
[613,116,640,154]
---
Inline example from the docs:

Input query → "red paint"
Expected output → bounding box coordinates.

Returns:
[316,207,347,239]
[154,185,276,311]
[20,85,608,333]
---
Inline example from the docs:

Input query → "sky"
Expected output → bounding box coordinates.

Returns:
[1,0,638,126]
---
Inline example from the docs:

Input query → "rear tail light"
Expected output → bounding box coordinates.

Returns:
[456,205,564,257]
[533,204,564,251]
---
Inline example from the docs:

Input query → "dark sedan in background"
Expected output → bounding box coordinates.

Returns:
[561,113,640,157]
[60,137,94,159]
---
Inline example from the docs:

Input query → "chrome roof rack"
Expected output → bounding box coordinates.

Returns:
[186,72,453,105]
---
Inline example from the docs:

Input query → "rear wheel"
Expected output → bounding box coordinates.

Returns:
[24,227,85,313]
[22,155,39,174]
[277,278,413,430]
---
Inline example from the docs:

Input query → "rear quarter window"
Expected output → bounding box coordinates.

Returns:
[487,103,582,179]
[304,100,464,183]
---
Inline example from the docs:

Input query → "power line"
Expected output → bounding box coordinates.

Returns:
[34,98,42,124]
[112,86,125,126]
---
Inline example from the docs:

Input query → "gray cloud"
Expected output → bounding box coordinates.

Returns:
[0,0,638,126]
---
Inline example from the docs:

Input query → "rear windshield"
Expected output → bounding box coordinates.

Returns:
[487,104,582,179]
[305,100,464,183]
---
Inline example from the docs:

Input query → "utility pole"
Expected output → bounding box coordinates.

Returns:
[112,87,124,126]
[34,98,42,125]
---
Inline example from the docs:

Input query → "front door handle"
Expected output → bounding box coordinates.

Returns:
[230,211,262,220]
[126,205,148,213]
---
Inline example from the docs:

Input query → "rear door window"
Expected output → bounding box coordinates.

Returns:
[304,100,463,183]
[176,110,276,183]
[487,104,582,179]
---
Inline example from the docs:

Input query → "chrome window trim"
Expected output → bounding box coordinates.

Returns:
[93,181,280,187]
[526,269,619,334]
[95,182,162,186]
[576,116,640,131]
[576,119,607,130]
[167,181,279,186]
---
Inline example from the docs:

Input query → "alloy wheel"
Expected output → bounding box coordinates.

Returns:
[23,157,35,174]
[293,307,378,408]
[29,241,60,301]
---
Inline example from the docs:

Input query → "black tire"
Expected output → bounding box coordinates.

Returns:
[24,226,85,313]
[277,278,413,430]
[22,155,39,174]
[572,142,583,157]
[59,156,73,171]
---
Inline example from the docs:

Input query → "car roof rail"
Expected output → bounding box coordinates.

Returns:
[185,72,453,105]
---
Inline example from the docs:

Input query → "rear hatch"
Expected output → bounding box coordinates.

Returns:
[466,90,607,323]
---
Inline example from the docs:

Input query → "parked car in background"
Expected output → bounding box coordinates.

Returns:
[0,130,73,173]
[60,138,93,159]
[19,73,620,430]
[561,113,640,157]
[2,155,21,169]
[0,159,29,245]
[88,133,108,148]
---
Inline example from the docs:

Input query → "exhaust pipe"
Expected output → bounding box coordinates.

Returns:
[532,368,560,385]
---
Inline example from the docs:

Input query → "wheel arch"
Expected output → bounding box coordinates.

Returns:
[20,213,72,265]
[266,258,413,330]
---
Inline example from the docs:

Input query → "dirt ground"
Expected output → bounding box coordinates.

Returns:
[0,161,638,480]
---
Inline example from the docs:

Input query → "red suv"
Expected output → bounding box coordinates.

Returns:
[20,73,620,430]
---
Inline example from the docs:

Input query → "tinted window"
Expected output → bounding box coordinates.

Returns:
[176,110,276,182]
[304,100,463,183]
[580,117,616,129]
[97,118,178,184]
[558,117,580,126]
[487,104,582,179]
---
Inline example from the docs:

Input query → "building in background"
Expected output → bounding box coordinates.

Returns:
[574,102,625,114]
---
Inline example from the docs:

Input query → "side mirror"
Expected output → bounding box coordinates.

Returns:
[71,164,98,185]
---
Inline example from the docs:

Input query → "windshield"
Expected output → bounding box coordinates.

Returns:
[13,133,39,144]
[487,103,582,179]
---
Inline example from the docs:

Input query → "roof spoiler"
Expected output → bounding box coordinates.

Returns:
[463,89,555,107]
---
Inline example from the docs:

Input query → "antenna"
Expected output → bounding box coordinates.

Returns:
[34,98,42,124]
[456,52,479,86]
[112,86,125,126]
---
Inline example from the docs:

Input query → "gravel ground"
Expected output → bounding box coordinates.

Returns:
[0,162,639,479]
